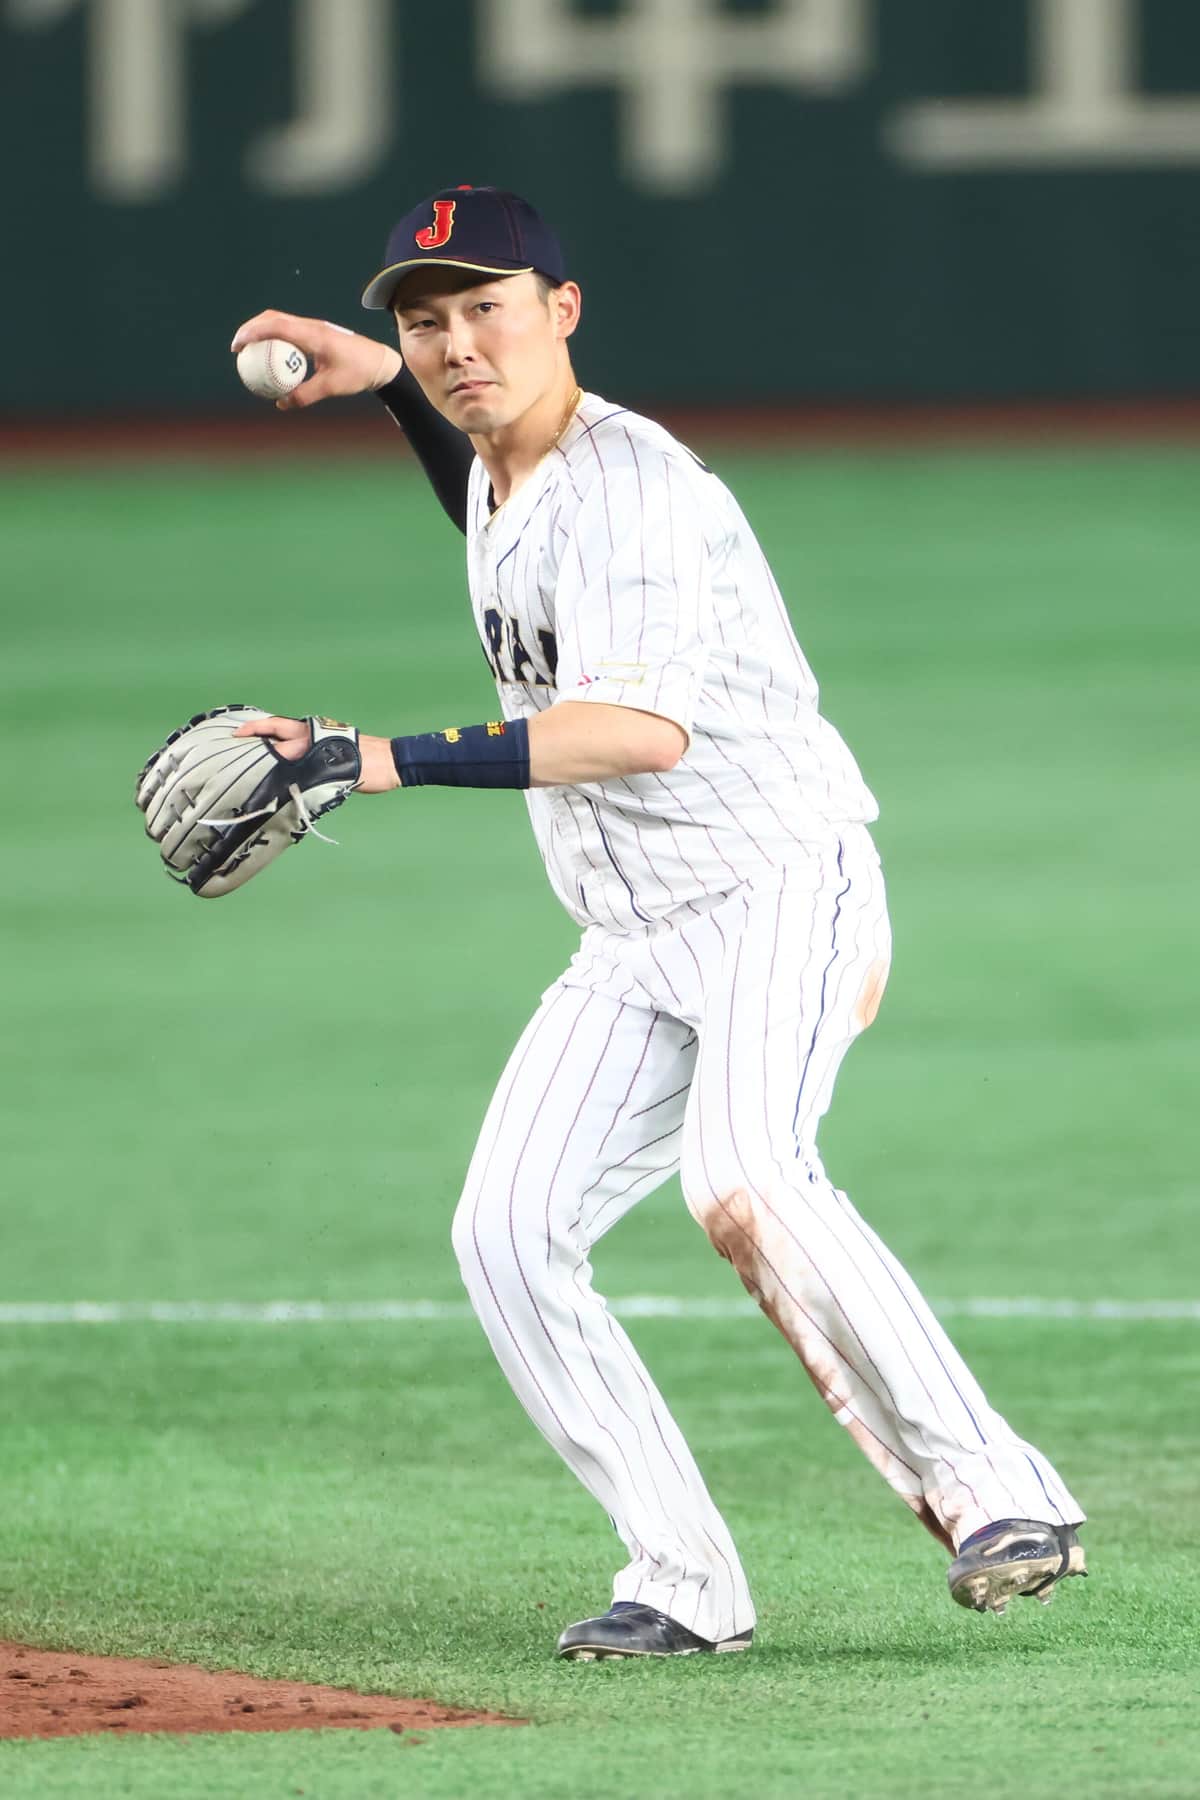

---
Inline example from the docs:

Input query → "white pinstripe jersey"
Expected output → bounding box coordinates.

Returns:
[465,391,878,935]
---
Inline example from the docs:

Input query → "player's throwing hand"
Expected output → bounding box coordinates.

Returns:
[230,310,401,411]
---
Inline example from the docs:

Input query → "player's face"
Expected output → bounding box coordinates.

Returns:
[392,270,577,434]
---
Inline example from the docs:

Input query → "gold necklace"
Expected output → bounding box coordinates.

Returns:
[545,385,583,456]
[487,386,584,519]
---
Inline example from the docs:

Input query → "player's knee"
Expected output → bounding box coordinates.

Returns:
[681,1148,788,1277]
[450,1189,491,1289]
[450,1179,533,1291]
[684,1181,766,1291]
[682,1161,730,1232]
[453,1172,588,1300]
[681,1147,770,1230]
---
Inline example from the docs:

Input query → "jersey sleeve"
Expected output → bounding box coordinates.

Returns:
[551,448,713,744]
[377,365,474,535]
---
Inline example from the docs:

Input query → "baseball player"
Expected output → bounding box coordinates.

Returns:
[231,186,1086,1659]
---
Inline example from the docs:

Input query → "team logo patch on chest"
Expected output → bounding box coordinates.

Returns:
[482,608,558,686]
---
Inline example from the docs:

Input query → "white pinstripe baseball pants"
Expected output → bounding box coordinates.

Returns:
[452,826,1084,1643]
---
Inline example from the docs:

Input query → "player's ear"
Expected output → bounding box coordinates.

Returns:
[554,281,582,342]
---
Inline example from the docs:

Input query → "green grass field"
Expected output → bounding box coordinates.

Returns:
[2,442,1197,1798]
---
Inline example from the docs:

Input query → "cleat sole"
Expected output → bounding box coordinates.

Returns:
[950,1540,1087,1614]
[561,1641,724,1661]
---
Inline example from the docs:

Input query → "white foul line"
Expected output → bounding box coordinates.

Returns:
[0,1297,1197,1326]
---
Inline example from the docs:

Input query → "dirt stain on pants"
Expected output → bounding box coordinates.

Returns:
[701,1186,956,1555]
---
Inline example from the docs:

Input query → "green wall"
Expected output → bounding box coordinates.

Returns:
[6,0,1200,412]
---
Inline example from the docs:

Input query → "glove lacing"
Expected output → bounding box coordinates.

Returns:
[200,783,340,845]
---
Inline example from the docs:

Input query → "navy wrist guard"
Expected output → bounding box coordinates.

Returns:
[390,717,531,789]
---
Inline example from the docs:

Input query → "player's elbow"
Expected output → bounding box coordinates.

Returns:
[646,736,686,774]
[637,716,688,774]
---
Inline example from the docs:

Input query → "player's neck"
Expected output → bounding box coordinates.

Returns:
[471,368,582,509]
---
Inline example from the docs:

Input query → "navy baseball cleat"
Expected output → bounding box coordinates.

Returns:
[556,1601,754,1661]
[948,1519,1087,1615]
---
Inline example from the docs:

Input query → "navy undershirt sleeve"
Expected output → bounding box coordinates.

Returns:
[377,366,473,535]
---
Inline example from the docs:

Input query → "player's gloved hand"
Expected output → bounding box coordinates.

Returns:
[234,716,400,794]
[134,705,362,898]
[230,310,402,411]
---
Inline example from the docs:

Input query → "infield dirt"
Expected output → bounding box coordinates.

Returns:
[0,1643,520,1741]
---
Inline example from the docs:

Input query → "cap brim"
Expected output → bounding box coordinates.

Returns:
[361,257,534,310]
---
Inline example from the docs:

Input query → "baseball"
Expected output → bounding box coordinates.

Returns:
[236,338,308,400]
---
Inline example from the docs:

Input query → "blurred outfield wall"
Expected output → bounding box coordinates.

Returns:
[5,0,1200,414]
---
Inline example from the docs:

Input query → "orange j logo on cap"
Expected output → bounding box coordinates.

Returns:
[415,200,456,250]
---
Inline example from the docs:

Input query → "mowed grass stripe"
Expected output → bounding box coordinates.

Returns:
[1,1296,1199,1324]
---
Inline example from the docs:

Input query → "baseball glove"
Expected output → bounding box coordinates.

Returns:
[135,705,362,898]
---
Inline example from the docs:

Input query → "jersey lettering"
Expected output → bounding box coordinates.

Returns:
[482,607,505,675]
[537,628,559,679]
[508,620,535,684]
[482,607,556,686]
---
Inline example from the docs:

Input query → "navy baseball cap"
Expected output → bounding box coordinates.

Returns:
[361,185,566,310]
